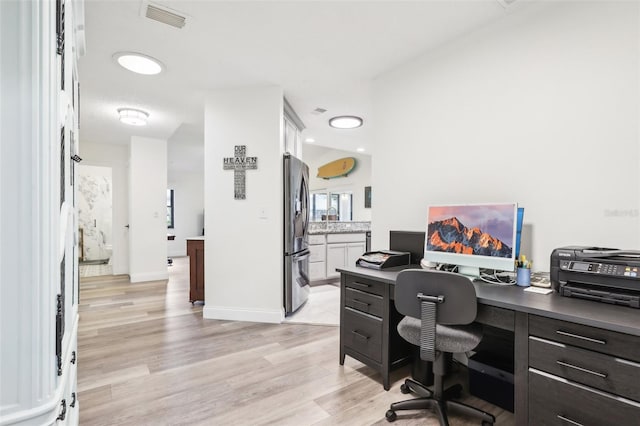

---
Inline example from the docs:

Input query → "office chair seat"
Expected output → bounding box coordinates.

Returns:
[397,317,483,356]
[386,269,495,426]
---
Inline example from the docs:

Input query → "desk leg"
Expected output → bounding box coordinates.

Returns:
[514,311,528,425]
[382,367,390,391]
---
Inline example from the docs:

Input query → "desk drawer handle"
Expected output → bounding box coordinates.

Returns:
[352,281,371,288]
[557,414,584,426]
[556,330,606,345]
[352,330,370,341]
[352,299,370,310]
[556,360,608,378]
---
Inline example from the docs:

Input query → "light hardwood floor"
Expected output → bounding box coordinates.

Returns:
[78,257,514,425]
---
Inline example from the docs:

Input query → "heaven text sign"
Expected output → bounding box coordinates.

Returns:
[223,145,258,200]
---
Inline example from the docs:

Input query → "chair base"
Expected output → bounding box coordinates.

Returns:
[386,378,495,426]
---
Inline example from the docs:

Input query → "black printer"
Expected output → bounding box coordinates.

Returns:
[550,246,640,308]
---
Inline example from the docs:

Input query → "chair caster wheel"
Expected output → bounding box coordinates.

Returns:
[400,383,411,394]
[385,410,397,422]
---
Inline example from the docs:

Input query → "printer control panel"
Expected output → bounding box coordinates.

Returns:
[560,260,638,278]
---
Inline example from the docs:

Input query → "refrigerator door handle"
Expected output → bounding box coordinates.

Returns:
[292,250,310,261]
[300,173,309,239]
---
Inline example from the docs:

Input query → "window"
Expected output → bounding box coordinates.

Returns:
[167,189,174,229]
[311,190,352,221]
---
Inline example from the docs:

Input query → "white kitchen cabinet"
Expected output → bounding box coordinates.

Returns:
[326,244,347,278]
[309,261,326,281]
[326,233,367,279]
[309,234,327,281]
[347,242,366,268]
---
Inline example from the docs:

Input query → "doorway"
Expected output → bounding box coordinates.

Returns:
[77,165,113,277]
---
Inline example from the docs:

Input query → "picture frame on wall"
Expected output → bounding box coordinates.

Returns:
[365,186,371,208]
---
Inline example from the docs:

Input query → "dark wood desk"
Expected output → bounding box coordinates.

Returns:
[337,265,640,426]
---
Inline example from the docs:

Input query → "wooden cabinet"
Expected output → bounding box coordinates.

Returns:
[528,315,640,425]
[187,239,205,303]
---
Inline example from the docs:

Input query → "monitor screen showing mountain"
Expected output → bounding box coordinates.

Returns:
[424,203,518,276]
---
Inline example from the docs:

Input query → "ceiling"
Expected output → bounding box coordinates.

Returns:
[79,1,509,175]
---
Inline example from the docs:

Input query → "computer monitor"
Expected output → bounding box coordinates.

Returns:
[424,203,518,278]
[389,231,426,264]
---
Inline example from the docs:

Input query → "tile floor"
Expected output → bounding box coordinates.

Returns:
[283,284,340,326]
[79,263,113,277]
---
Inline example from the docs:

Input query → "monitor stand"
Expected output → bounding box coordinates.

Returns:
[457,265,481,279]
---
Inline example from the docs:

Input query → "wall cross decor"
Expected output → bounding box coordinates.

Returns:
[223,145,258,200]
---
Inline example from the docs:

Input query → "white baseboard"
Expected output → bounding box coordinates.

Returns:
[129,271,169,283]
[203,305,284,324]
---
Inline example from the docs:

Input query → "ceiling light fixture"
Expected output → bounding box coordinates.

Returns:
[329,115,363,129]
[357,147,365,153]
[118,108,149,126]
[305,138,315,143]
[113,52,164,75]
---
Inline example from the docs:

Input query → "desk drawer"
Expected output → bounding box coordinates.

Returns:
[344,275,385,297]
[345,287,384,318]
[529,315,640,362]
[476,305,514,331]
[530,336,640,402]
[529,369,640,426]
[342,307,382,363]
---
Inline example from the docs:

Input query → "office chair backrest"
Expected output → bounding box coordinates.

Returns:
[395,269,477,325]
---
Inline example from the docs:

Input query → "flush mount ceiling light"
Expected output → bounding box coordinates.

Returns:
[113,52,164,75]
[118,108,149,126]
[305,138,315,143]
[356,147,365,153]
[329,115,363,129]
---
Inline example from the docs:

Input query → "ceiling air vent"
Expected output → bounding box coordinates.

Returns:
[144,2,187,29]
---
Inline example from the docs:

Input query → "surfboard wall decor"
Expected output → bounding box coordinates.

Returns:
[317,157,356,179]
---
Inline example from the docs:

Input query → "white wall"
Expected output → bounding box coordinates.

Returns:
[304,144,372,222]
[372,1,640,271]
[129,136,168,282]
[168,171,204,257]
[80,141,129,274]
[203,85,284,323]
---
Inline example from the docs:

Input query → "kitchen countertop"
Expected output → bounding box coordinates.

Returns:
[185,236,205,241]
[308,221,370,235]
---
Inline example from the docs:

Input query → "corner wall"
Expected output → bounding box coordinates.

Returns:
[129,136,168,282]
[203,85,284,323]
[372,1,640,271]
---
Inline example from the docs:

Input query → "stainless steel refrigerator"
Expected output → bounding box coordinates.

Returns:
[284,153,310,315]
